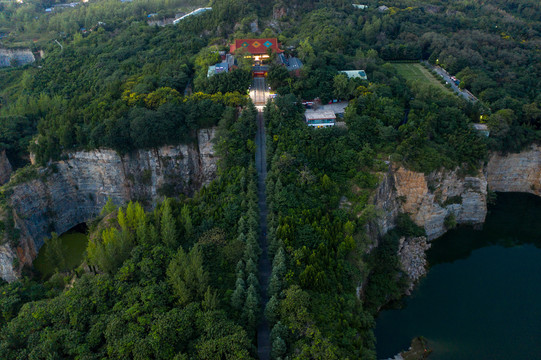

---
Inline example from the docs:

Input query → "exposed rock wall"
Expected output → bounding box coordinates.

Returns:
[372,144,541,241]
[0,48,35,67]
[0,129,217,281]
[368,168,400,243]
[0,150,12,185]
[393,167,487,240]
[486,146,541,196]
[0,245,17,282]
[398,236,431,295]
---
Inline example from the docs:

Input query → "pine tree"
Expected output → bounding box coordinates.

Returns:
[265,178,275,203]
[268,272,282,298]
[166,245,208,305]
[272,247,287,278]
[244,241,260,264]
[180,205,193,239]
[268,227,278,258]
[265,295,280,324]
[243,284,259,329]
[117,207,128,232]
[231,278,246,310]
[239,167,247,192]
[148,224,159,245]
[136,220,149,246]
[100,197,117,216]
[161,199,178,249]
[246,207,259,231]
[236,259,245,274]
[125,201,137,230]
[271,336,286,360]
[247,272,259,290]
[237,217,247,236]
[273,178,286,213]
[246,258,257,275]
[202,286,219,311]
[270,321,287,343]
[237,233,247,244]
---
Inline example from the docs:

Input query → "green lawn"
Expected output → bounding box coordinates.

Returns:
[392,63,453,94]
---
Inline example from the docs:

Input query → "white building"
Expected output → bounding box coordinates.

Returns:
[305,110,336,128]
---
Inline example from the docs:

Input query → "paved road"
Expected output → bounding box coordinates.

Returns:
[252,78,271,360]
[423,61,477,102]
[251,77,268,106]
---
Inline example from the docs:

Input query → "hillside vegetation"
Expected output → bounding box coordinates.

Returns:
[0,0,539,359]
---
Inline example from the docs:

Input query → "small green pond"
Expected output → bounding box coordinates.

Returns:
[33,230,88,278]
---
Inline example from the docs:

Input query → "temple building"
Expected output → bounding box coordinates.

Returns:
[230,38,283,61]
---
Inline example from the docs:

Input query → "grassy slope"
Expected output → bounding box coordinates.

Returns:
[392,63,453,94]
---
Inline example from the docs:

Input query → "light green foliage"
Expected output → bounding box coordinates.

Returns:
[87,227,134,274]
[167,245,208,306]
[391,63,453,94]
[101,198,117,216]
[332,73,349,100]
[180,205,193,239]
[161,199,178,249]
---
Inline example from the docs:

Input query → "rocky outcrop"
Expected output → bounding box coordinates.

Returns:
[373,144,541,242]
[398,236,431,294]
[393,167,487,240]
[0,128,217,281]
[0,48,35,67]
[486,146,541,196]
[0,245,17,283]
[0,150,12,185]
[369,168,400,242]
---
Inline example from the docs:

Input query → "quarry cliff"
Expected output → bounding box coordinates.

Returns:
[0,128,217,281]
[373,144,541,241]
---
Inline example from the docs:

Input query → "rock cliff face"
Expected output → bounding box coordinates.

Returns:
[486,146,541,196]
[0,129,217,281]
[0,48,35,67]
[397,236,431,295]
[373,145,541,241]
[0,150,12,185]
[393,167,487,240]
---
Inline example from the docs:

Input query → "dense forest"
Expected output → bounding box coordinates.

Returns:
[0,0,540,358]
[0,102,259,358]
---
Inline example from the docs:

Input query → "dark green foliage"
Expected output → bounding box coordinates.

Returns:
[197,69,252,94]
[363,232,407,312]
[396,213,426,238]
[444,213,457,230]
[264,96,377,358]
